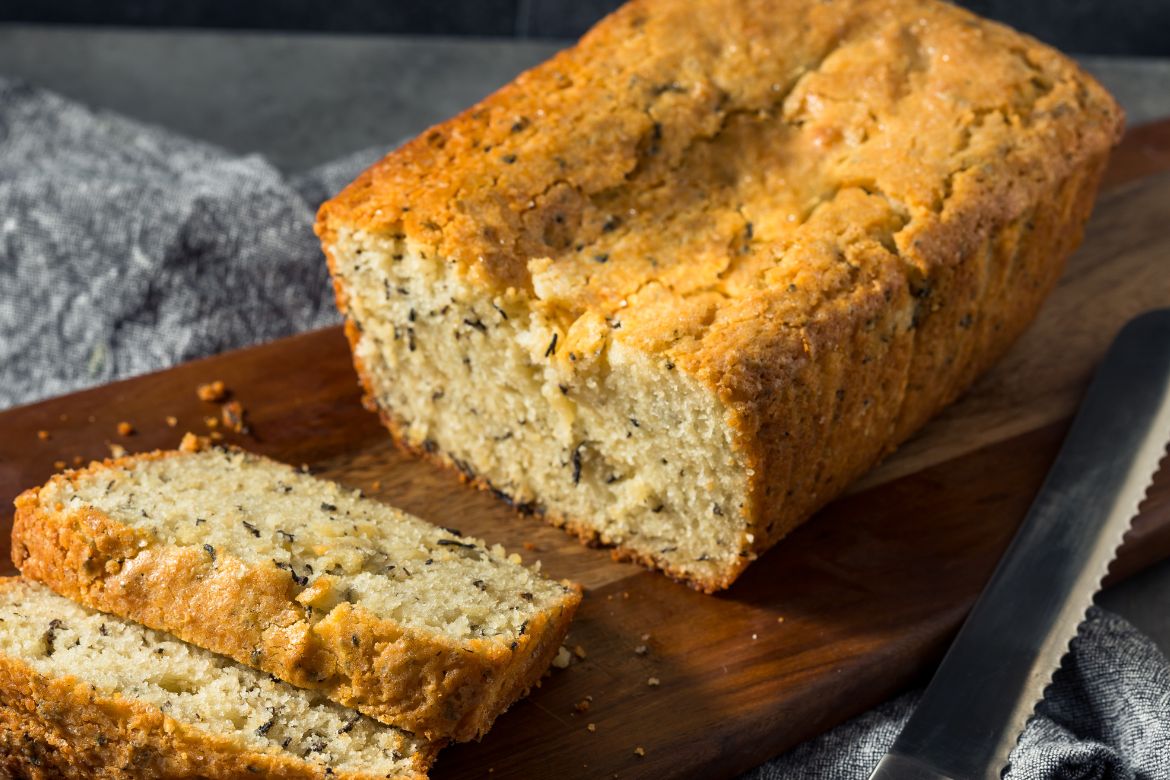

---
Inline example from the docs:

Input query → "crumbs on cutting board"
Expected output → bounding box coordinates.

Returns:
[196,379,250,437]
[196,380,229,402]
[220,400,250,434]
[551,645,573,669]
[35,377,258,477]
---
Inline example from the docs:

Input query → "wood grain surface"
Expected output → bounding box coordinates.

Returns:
[1,120,1169,779]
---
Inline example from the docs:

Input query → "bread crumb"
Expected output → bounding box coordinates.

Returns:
[178,432,208,452]
[116,421,135,437]
[204,416,219,429]
[221,400,249,434]
[522,541,538,551]
[752,633,758,640]
[586,723,596,733]
[777,616,785,624]
[72,456,83,466]
[107,443,126,458]
[551,646,572,669]
[165,415,178,428]
[36,430,50,441]
[640,633,651,641]
[633,644,648,656]
[622,591,630,599]
[647,676,660,687]
[53,460,66,470]
[634,747,646,757]
[370,480,382,492]
[572,644,587,660]
[196,380,228,402]
[209,431,224,441]
[574,698,591,713]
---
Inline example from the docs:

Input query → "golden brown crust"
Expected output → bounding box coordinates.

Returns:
[0,634,436,779]
[11,453,582,742]
[316,0,1124,591]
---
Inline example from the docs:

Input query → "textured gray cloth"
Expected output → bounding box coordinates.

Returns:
[2,81,1169,779]
[0,77,380,408]
[746,608,1170,779]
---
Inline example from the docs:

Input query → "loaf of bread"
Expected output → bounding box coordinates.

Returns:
[12,439,581,742]
[315,0,1123,591]
[0,578,434,779]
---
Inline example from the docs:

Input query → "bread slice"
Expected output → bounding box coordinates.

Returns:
[314,0,1124,591]
[12,439,581,743]
[0,578,434,779]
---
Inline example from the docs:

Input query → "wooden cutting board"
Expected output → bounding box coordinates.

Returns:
[1,120,1169,779]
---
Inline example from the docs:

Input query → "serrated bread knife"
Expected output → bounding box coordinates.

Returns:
[869,308,1170,780]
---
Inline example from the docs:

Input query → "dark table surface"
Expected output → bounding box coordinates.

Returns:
[0,25,1168,172]
[1,24,1169,768]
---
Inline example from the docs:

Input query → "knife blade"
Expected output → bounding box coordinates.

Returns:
[869,308,1170,780]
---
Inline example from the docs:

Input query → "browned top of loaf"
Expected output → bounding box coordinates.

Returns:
[316,0,1122,383]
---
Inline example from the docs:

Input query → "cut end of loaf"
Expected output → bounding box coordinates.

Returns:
[329,229,755,590]
[0,578,433,779]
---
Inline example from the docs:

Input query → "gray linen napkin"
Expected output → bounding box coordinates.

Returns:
[2,79,1168,779]
[0,77,356,408]
[743,608,1170,779]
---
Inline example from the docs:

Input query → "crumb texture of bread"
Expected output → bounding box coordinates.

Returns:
[0,578,433,779]
[12,447,581,742]
[315,0,1124,591]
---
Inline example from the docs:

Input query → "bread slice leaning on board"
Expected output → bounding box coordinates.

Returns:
[11,436,581,743]
[314,0,1125,592]
[0,578,436,780]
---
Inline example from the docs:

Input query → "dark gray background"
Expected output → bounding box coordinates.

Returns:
[2,0,1169,55]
